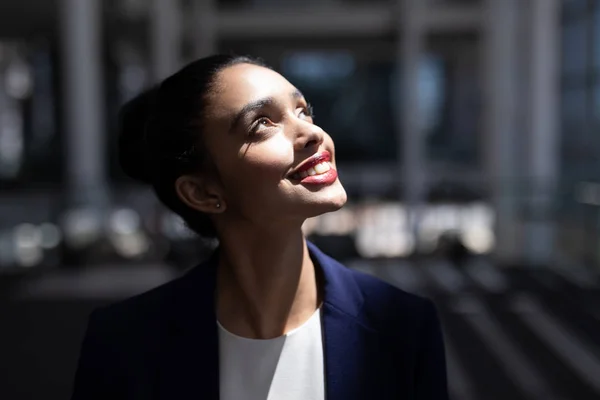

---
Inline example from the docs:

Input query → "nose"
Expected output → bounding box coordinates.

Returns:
[293,120,325,151]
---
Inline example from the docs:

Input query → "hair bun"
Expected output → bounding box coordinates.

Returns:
[117,87,160,185]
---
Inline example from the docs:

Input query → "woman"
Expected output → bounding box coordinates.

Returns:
[71,55,448,400]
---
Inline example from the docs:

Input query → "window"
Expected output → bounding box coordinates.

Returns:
[0,41,60,188]
[424,34,480,168]
[563,0,589,15]
[560,0,595,179]
[562,19,588,76]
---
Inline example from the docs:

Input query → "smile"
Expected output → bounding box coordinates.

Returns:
[288,151,338,185]
[291,161,331,179]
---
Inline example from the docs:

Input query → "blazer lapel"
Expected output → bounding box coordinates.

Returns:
[155,241,376,400]
[157,250,220,400]
[308,242,376,400]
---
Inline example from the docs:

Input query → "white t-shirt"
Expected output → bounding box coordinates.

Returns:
[217,308,325,400]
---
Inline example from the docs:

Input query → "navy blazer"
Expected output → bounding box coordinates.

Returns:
[71,242,448,399]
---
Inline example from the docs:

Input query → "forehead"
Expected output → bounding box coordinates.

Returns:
[211,63,298,111]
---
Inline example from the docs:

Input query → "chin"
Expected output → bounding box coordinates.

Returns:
[329,189,348,210]
[307,187,348,217]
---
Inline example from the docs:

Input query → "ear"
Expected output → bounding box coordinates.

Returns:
[174,174,225,214]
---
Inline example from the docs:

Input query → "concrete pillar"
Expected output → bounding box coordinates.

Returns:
[524,0,560,265]
[397,0,426,240]
[481,0,521,263]
[190,0,218,59]
[60,0,108,207]
[150,0,182,81]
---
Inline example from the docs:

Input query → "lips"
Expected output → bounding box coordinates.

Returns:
[288,151,338,185]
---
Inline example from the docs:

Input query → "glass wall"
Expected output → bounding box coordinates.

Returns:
[0,41,60,188]
[559,0,600,266]
[561,0,597,178]
[425,33,481,170]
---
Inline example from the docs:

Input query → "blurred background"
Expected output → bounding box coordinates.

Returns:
[0,0,599,399]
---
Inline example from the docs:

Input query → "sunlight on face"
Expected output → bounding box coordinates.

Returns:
[202,63,347,226]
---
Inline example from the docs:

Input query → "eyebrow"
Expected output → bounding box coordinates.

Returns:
[229,89,305,132]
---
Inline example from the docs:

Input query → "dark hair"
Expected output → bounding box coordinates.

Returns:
[118,54,270,238]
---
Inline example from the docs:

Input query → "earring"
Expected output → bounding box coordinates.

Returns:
[216,202,221,209]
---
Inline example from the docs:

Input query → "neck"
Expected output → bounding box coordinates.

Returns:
[216,226,321,339]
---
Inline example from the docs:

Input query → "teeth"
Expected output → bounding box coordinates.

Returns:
[314,162,329,174]
[293,162,331,180]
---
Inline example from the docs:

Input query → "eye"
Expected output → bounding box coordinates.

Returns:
[249,116,275,135]
[299,103,315,120]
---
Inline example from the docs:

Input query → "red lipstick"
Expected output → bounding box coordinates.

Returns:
[300,168,338,185]
[289,151,338,185]
[293,151,331,174]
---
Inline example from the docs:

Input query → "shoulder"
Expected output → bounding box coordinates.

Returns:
[71,269,195,398]
[85,273,184,344]
[309,242,437,332]
[344,267,439,335]
[348,266,437,325]
[88,249,218,334]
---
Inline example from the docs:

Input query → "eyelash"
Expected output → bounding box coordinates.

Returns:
[249,103,316,135]
[303,103,315,119]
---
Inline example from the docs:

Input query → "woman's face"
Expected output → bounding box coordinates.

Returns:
[201,63,347,227]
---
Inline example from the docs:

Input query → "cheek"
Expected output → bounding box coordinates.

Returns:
[222,136,293,212]
[236,135,293,180]
[214,135,293,207]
